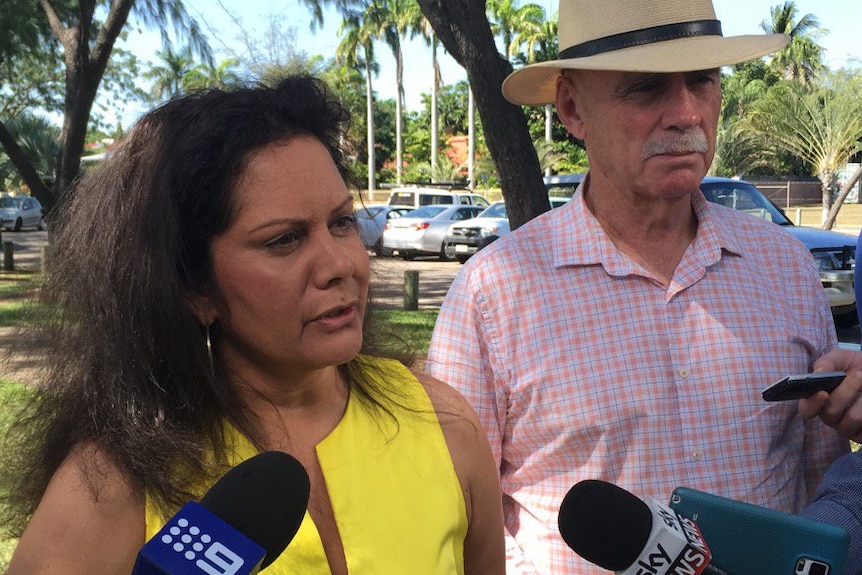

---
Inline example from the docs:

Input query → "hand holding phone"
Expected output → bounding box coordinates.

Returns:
[761,371,846,402]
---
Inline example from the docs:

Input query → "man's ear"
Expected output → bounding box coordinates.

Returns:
[555,73,588,141]
[185,292,217,326]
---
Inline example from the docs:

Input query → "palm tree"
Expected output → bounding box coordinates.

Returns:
[0,113,60,189]
[510,5,557,174]
[744,72,862,227]
[487,0,520,58]
[407,4,442,178]
[181,58,242,92]
[370,0,418,185]
[143,46,196,102]
[760,1,826,84]
[337,8,380,193]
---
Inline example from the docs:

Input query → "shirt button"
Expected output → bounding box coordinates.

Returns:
[692,451,702,460]
[679,368,690,378]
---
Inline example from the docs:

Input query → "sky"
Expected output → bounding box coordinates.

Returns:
[111,0,861,127]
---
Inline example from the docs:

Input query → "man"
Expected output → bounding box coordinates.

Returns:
[426,0,859,572]
[801,449,862,575]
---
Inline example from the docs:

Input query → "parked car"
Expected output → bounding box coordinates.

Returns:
[355,204,412,256]
[444,197,570,263]
[382,204,485,261]
[545,174,858,327]
[0,196,45,231]
[386,186,490,209]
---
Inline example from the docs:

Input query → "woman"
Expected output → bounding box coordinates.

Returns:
[2,76,504,574]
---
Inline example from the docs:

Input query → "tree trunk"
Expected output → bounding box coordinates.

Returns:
[365,51,376,193]
[32,0,135,212]
[823,164,862,230]
[418,0,547,229]
[395,44,404,185]
[818,170,837,226]
[544,104,552,177]
[430,36,439,179]
[0,120,53,207]
[468,86,475,189]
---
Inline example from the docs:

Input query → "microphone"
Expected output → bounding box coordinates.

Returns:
[133,451,311,575]
[558,480,726,575]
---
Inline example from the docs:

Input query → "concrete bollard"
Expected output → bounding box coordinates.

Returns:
[3,241,13,271]
[403,270,419,311]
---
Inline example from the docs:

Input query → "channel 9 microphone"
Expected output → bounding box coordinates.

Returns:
[558,480,728,575]
[133,450,310,575]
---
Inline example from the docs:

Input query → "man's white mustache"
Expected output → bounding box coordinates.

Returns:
[642,129,708,160]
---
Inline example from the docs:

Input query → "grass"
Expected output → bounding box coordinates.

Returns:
[370,309,439,355]
[0,380,32,572]
[787,202,862,233]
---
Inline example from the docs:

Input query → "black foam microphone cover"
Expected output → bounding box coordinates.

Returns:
[200,450,310,569]
[558,479,654,571]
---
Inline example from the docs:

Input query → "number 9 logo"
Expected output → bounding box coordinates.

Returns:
[195,542,245,575]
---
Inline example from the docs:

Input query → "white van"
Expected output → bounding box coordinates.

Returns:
[386,186,489,209]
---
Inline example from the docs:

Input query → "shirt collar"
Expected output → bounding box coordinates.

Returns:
[550,177,745,270]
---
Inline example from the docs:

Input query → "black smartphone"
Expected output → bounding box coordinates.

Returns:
[761,371,846,402]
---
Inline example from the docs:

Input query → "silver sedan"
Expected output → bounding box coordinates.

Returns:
[382,204,485,261]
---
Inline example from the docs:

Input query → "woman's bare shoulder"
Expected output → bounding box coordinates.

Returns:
[6,444,145,575]
[414,371,482,431]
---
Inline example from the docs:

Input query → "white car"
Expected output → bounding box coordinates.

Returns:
[0,196,45,231]
[383,204,485,261]
[444,197,570,263]
[355,205,412,256]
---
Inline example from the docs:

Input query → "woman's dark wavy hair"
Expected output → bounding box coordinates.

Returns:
[1,75,410,530]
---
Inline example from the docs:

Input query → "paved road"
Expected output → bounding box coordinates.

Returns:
[0,229,48,271]
[368,255,462,310]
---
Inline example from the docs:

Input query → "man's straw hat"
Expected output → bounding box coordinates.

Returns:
[502,0,789,106]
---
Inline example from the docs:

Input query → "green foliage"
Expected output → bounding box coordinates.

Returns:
[416,81,470,136]
[0,114,60,188]
[760,1,825,84]
[745,73,862,179]
[0,378,33,570]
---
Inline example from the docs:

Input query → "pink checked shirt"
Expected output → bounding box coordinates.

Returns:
[426,186,849,574]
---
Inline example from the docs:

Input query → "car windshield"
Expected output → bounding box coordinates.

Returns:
[357,206,384,219]
[480,203,507,218]
[0,197,23,209]
[405,205,448,219]
[700,181,792,225]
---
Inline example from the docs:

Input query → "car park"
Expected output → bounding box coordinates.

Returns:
[0,196,45,231]
[355,204,412,256]
[382,204,485,261]
[444,197,570,263]
[386,185,490,209]
[545,174,858,326]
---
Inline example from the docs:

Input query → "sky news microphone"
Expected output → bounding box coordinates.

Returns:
[133,450,310,575]
[558,479,729,575]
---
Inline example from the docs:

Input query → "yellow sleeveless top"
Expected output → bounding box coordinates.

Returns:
[145,356,468,574]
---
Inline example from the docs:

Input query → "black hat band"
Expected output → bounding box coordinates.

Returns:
[558,20,723,59]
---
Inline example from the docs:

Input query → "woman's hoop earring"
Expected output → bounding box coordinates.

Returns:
[205,323,214,375]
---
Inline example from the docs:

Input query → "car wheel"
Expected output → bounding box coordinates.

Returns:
[13,218,22,232]
[373,239,392,258]
[440,244,457,262]
[456,255,470,264]
[401,251,416,261]
[833,310,859,329]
